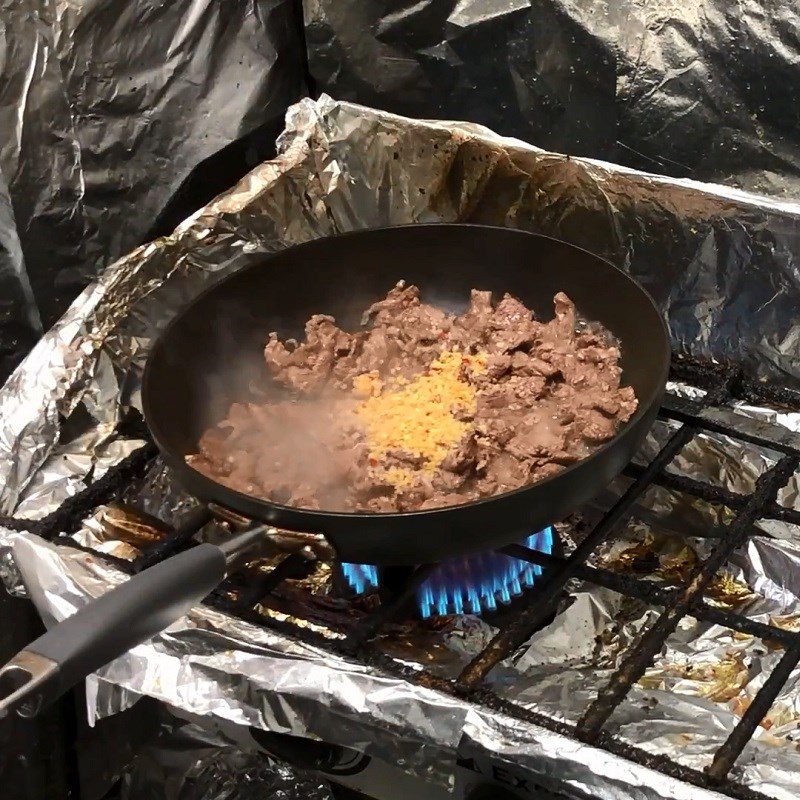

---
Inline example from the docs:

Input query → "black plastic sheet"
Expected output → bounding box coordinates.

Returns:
[304,0,800,196]
[0,0,307,377]
[0,169,39,379]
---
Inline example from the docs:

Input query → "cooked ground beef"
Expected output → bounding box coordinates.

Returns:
[187,283,637,512]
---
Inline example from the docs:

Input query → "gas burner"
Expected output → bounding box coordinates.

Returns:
[341,527,554,617]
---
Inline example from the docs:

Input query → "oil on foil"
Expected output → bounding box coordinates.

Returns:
[4,97,800,798]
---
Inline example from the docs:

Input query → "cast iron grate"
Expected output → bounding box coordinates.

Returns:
[6,356,800,800]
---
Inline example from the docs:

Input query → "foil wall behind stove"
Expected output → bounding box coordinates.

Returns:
[304,0,800,198]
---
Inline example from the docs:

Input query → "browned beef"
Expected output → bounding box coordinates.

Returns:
[189,284,638,512]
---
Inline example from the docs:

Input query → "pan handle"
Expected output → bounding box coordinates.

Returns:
[0,527,266,719]
[208,503,337,562]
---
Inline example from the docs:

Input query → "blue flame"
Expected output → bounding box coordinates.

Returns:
[341,526,554,618]
[341,562,379,595]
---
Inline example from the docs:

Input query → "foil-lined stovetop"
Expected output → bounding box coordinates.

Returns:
[6,368,800,800]
[4,97,800,800]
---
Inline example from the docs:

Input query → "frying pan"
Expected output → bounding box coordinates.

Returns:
[0,224,670,718]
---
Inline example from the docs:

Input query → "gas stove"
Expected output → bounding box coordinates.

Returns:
[4,357,800,800]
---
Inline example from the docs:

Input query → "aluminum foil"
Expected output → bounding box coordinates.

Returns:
[0,0,306,369]
[0,526,729,800]
[304,0,800,198]
[6,97,800,798]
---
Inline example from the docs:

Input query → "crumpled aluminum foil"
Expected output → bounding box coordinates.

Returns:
[0,0,306,369]
[0,526,731,800]
[305,0,800,198]
[6,97,800,798]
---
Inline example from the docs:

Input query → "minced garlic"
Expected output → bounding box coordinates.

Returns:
[353,371,383,397]
[382,466,416,489]
[355,350,487,484]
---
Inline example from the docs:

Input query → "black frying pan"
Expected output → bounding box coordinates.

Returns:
[144,224,670,563]
[0,224,670,718]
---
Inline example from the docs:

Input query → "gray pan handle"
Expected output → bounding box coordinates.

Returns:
[0,527,268,719]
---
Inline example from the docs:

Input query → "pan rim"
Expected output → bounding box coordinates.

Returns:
[142,222,671,524]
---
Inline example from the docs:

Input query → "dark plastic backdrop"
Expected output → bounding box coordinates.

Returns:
[0,0,308,378]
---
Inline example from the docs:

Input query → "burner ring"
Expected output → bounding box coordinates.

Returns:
[342,526,555,618]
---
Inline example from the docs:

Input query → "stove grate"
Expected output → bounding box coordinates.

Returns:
[9,356,800,800]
